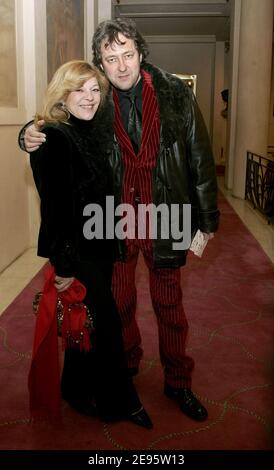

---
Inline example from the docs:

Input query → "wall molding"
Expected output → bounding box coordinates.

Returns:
[145,35,216,44]
[0,0,26,125]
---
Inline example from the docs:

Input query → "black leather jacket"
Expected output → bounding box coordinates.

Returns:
[109,63,219,268]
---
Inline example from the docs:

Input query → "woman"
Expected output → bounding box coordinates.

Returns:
[30,60,152,429]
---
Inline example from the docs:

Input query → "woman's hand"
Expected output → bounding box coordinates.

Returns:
[25,120,46,152]
[54,276,75,292]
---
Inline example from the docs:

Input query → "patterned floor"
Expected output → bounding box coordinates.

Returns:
[0,191,273,452]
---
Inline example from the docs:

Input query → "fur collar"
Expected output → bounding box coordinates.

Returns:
[142,62,191,145]
[102,62,191,146]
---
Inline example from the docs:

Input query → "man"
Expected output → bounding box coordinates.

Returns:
[19,19,219,422]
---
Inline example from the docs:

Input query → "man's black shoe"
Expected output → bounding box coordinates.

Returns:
[128,366,139,377]
[164,384,208,421]
[128,407,153,429]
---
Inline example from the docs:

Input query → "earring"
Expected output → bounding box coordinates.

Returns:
[59,102,70,119]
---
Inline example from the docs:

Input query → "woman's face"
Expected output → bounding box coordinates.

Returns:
[65,77,101,120]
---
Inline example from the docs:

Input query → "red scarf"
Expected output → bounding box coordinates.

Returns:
[28,266,91,419]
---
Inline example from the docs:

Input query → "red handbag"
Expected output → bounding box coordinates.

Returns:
[32,269,94,351]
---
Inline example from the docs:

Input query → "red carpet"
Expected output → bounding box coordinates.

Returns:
[0,191,273,453]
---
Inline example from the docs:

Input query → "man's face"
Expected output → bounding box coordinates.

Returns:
[100,33,142,90]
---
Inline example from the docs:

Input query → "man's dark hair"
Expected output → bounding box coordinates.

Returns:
[92,18,149,67]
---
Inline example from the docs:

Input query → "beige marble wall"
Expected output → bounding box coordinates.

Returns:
[226,0,273,197]
[0,126,29,272]
[232,0,273,198]
[147,36,216,136]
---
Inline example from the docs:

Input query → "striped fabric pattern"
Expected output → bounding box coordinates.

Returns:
[112,70,194,388]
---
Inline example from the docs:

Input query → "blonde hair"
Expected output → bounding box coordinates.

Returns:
[35,60,109,124]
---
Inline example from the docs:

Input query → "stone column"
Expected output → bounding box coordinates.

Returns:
[231,0,273,198]
[225,0,241,190]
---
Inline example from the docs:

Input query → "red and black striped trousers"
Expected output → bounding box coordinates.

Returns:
[112,239,194,388]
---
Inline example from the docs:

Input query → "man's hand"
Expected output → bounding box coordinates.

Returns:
[201,232,214,241]
[190,231,214,257]
[54,276,75,292]
[25,120,46,152]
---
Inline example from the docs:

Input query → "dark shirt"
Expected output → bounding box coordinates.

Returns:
[116,76,143,132]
